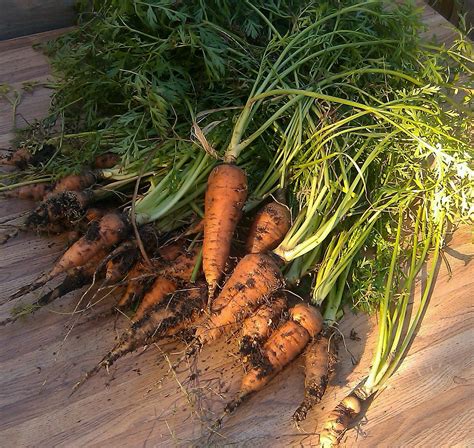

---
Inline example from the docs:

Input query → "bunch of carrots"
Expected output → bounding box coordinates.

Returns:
[1,0,472,446]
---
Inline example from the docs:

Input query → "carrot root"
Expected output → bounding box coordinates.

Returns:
[292,330,338,423]
[245,201,291,254]
[4,183,52,201]
[72,284,206,393]
[25,190,93,230]
[196,253,283,347]
[240,292,288,363]
[222,304,322,419]
[319,392,364,447]
[203,163,247,300]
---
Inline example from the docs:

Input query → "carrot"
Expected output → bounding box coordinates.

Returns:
[93,152,120,169]
[184,218,204,237]
[25,190,93,231]
[8,170,95,208]
[85,207,108,222]
[8,212,129,301]
[4,183,52,201]
[1,250,107,326]
[102,226,158,285]
[240,291,287,362]
[49,212,128,274]
[196,253,283,347]
[203,163,247,300]
[71,283,206,393]
[116,260,156,311]
[0,148,32,168]
[224,303,323,414]
[246,201,291,254]
[104,241,138,284]
[0,145,55,169]
[292,331,337,423]
[133,276,177,322]
[48,170,98,195]
[133,245,201,321]
[319,393,363,447]
[116,238,185,311]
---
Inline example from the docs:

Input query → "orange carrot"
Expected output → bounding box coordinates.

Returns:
[116,260,156,310]
[292,331,337,423]
[104,241,138,284]
[319,393,363,447]
[116,237,187,311]
[203,164,247,300]
[133,246,201,321]
[0,145,55,169]
[9,213,129,301]
[240,291,287,361]
[4,183,52,201]
[225,303,323,414]
[196,253,283,347]
[102,226,158,285]
[50,212,128,275]
[246,201,291,254]
[25,190,93,230]
[1,249,108,326]
[0,148,32,168]
[71,283,206,393]
[49,170,98,195]
[85,207,108,222]
[93,152,120,169]
[133,276,177,322]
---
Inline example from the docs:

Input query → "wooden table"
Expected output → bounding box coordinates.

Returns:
[1,5,473,448]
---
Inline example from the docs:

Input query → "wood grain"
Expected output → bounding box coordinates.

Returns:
[0,5,473,448]
[0,1,75,41]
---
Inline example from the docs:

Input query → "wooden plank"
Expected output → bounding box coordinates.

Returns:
[0,28,72,149]
[0,1,75,41]
[0,6,473,448]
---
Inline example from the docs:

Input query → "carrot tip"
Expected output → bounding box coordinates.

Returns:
[224,394,246,415]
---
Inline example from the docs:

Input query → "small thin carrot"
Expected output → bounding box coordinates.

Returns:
[1,249,107,326]
[116,260,156,311]
[116,236,186,311]
[102,226,158,285]
[224,303,323,415]
[71,283,206,393]
[0,145,55,169]
[133,246,201,321]
[8,212,129,301]
[4,183,52,201]
[292,330,337,423]
[0,148,32,168]
[49,170,98,195]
